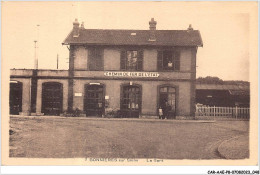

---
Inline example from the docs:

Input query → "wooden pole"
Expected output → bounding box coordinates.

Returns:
[213,106,215,120]
[57,54,59,69]
[235,106,238,119]
[34,40,38,69]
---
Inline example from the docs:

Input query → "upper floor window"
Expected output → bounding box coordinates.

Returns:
[157,50,180,71]
[121,50,143,71]
[88,47,104,71]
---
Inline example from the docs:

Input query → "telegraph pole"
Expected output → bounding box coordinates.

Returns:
[57,54,59,69]
[36,24,40,69]
[34,40,38,69]
[31,25,40,114]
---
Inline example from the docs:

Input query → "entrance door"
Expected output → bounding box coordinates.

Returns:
[9,81,22,115]
[159,86,176,119]
[42,82,63,116]
[121,85,141,118]
[84,84,104,117]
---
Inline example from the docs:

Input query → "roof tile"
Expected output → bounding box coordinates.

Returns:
[63,29,203,46]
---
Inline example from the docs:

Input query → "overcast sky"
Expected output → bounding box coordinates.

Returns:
[2,1,257,81]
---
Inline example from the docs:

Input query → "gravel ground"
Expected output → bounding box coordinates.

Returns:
[9,116,249,159]
[218,134,249,159]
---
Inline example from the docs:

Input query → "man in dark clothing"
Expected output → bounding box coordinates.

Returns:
[165,102,172,119]
[161,101,168,119]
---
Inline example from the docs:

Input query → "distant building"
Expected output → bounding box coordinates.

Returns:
[10,18,203,118]
[196,83,250,107]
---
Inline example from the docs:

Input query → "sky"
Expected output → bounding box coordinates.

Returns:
[2,1,257,81]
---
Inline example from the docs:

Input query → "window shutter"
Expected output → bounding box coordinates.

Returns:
[137,50,143,71]
[120,50,126,70]
[88,48,95,70]
[157,51,163,71]
[96,48,104,71]
[174,50,180,71]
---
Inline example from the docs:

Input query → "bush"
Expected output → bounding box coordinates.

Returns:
[105,109,122,118]
[62,108,83,117]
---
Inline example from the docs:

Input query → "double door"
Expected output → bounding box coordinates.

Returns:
[42,82,63,116]
[84,85,104,117]
[121,85,141,118]
[9,82,22,115]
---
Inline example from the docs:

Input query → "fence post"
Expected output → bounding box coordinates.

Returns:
[235,106,238,119]
[213,106,215,120]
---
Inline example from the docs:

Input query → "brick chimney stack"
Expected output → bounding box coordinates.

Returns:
[73,18,80,37]
[80,22,85,29]
[188,24,193,31]
[149,18,157,41]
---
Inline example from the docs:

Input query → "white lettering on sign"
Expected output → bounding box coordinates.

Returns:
[75,93,82,97]
[104,72,159,78]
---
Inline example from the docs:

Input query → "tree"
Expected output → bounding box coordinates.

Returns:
[196,76,224,84]
[196,76,249,85]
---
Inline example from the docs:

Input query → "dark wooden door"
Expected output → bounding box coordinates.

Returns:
[84,85,104,117]
[42,82,63,116]
[121,85,141,118]
[9,82,22,115]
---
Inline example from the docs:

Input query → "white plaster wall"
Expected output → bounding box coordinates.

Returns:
[143,49,157,71]
[104,49,120,71]
[180,48,192,72]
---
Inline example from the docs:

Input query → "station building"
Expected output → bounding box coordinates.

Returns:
[9,18,203,119]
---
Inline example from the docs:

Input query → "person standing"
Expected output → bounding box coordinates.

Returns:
[165,102,172,119]
[158,106,163,119]
[161,100,167,119]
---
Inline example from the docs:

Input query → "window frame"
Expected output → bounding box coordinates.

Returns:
[120,49,143,71]
[157,49,180,72]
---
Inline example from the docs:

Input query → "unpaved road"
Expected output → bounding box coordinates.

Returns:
[9,116,249,159]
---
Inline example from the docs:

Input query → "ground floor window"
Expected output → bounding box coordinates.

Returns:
[159,86,176,119]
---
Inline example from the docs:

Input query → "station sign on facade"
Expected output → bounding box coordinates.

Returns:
[104,71,159,78]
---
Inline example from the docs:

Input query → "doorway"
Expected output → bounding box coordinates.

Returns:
[84,84,104,117]
[159,86,176,119]
[121,85,141,118]
[42,82,63,116]
[9,81,23,115]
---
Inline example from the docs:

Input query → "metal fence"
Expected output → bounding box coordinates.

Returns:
[195,106,250,119]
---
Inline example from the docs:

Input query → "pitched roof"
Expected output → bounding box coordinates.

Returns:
[196,83,250,96]
[63,29,203,46]
[196,83,250,91]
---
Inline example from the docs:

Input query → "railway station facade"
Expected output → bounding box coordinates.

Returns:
[10,18,203,119]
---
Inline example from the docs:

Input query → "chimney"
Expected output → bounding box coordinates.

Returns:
[188,24,193,31]
[73,18,80,37]
[149,18,157,41]
[80,22,85,29]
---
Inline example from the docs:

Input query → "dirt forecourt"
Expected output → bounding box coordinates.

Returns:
[9,116,249,159]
